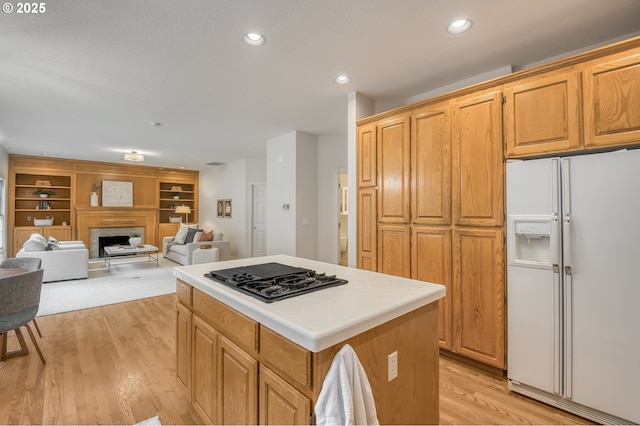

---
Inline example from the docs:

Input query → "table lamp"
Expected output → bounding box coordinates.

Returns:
[175,205,191,223]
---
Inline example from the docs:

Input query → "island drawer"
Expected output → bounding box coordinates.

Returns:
[260,326,312,389]
[193,288,259,353]
[176,279,192,306]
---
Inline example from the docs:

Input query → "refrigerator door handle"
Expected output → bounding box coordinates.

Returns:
[563,213,573,399]
[553,263,561,395]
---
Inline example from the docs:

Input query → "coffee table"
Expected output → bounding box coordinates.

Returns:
[103,244,159,272]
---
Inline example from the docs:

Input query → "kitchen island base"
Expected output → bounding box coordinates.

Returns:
[176,279,440,425]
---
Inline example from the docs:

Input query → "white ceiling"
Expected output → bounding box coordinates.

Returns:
[1,0,639,171]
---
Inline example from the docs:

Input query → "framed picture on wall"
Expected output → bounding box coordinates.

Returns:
[102,180,133,207]
[224,199,232,218]
[217,200,224,217]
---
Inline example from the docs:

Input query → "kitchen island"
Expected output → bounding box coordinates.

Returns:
[173,255,445,425]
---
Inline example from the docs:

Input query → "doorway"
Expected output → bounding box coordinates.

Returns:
[338,172,348,266]
[251,183,267,257]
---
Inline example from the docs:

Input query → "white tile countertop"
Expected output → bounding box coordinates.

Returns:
[173,254,446,352]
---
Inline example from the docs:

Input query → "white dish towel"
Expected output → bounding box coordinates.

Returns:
[315,344,379,425]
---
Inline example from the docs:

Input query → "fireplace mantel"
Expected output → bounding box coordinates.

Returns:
[76,208,158,251]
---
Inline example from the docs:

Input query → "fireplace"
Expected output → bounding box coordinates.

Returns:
[89,226,144,259]
[76,208,157,259]
[98,235,131,258]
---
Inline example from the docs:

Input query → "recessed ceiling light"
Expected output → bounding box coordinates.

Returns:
[334,75,351,84]
[243,33,266,47]
[150,121,162,127]
[447,19,472,34]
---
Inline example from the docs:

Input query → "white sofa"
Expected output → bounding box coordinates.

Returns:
[163,237,231,266]
[17,234,89,282]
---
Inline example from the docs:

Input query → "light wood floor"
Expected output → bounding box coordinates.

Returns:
[0,294,591,425]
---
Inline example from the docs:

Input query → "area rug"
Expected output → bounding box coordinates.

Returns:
[37,258,178,316]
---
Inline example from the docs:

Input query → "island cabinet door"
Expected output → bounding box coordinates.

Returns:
[217,335,258,425]
[259,365,310,425]
[176,302,192,398]
[192,315,219,425]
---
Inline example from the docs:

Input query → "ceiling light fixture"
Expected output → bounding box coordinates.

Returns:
[447,19,473,34]
[243,33,266,47]
[123,151,144,162]
[334,75,351,84]
[150,121,162,127]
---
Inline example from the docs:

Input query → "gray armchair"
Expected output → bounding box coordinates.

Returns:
[1,257,43,337]
[0,268,46,364]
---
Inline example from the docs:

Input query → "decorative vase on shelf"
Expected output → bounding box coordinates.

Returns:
[90,192,98,207]
[40,193,48,198]
[129,237,142,247]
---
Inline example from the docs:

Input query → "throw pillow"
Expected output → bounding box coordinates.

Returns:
[29,233,48,246]
[174,223,199,244]
[184,228,200,244]
[213,232,224,241]
[23,238,46,252]
[196,230,213,242]
[174,227,189,244]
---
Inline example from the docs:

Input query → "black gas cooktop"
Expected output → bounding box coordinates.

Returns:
[204,262,348,303]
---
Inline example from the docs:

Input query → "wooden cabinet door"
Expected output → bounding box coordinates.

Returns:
[14,227,40,255]
[411,226,452,350]
[217,335,258,425]
[378,114,411,223]
[158,223,179,246]
[259,365,310,425]
[452,89,504,227]
[46,226,71,242]
[581,46,640,148]
[357,123,377,188]
[192,315,218,424]
[378,224,411,278]
[504,67,581,157]
[357,188,377,271]
[176,302,192,399]
[452,228,505,369]
[411,101,451,225]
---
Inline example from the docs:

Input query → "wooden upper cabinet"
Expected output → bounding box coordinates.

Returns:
[378,114,411,223]
[581,46,640,148]
[357,123,377,188]
[452,89,504,227]
[411,102,451,225]
[504,67,581,157]
[357,188,377,272]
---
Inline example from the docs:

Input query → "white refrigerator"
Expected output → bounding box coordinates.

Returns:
[506,149,640,424]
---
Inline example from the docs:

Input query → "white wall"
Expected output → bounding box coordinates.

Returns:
[199,157,266,259]
[266,132,297,256]
[265,131,319,259]
[294,132,318,260]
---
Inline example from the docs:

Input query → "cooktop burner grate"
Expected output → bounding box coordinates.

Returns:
[204,262,348,303]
